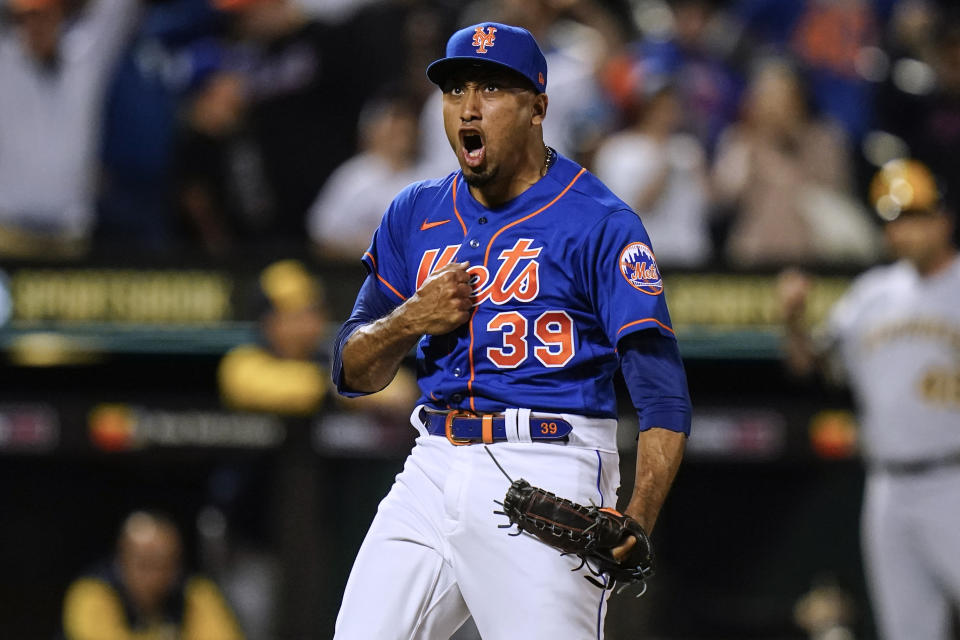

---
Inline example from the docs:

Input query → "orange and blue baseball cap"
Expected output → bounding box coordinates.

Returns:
[427,22,547,93]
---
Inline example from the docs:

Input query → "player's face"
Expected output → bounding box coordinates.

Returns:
[11,5,64,63]
[119,523,182,614]
[884,208,953,267]
[441,67,545,188]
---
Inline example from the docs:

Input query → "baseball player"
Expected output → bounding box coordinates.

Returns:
[780,159,960,640]
[331,23,691,638]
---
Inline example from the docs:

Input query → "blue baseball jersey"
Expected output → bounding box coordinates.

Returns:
[362,152,676,418]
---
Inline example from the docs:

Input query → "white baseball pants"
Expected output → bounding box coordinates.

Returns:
[862,466,960,640]
[334,427,621,639]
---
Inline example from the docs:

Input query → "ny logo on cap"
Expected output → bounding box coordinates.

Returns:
[472,26,497,54]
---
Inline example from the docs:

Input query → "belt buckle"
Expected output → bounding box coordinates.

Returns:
[444,410,476,446]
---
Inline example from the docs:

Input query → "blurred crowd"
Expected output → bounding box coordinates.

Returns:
[1,0,960,269]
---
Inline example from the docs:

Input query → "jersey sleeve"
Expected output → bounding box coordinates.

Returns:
[578,209,676,346]
[820,266,898,381]
[360,182,421,303]
[332,272,401,397]
[619,330,692,435]
[825,271,877,346]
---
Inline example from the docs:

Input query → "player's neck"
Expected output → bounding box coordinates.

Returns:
[469,143,550,209]
[913,247,958,278]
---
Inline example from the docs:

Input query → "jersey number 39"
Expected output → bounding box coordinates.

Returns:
[486,310,575,369]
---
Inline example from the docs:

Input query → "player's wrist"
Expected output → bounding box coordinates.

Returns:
[390,302,427,341]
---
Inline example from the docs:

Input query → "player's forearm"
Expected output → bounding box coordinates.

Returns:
[778,269,822,378]
[341,306,423,393]
[783,315,818,378]
[625,428,685,533]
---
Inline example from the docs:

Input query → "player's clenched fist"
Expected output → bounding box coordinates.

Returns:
[402,261,473,335]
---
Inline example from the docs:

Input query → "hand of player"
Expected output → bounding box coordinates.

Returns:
[402,261,473,335]
[777,268,811,324]
[612,503,654,562]
[611,533,637,562]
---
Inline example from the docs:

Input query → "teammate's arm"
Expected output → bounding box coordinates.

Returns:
[777,268,840,379]
[338,261,473,393]
[778,268,818,376]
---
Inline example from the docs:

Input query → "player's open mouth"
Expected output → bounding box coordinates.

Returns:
[461,132,485,168]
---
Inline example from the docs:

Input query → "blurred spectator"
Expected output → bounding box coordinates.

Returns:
[341,0,453,107]
[908,14,960,236]
[294,0,379,24]
[219,259,329,415]
[62,510,244,640]
[95,0,224,253]
[872,5,960,247]
[173,40,276,256]
[611,0,742,154]
[0,0,141,258]
[307,91,423,262]
[593,80,711,268]
[870,0,939,162]
[788,0,879,142]
[712,59,877,267]
[219,0,363,245]
[219,258,417,413]
[793,577,856,640]
[733,0,880,142]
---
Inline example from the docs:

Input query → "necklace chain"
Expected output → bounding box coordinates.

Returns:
[544,146,555,172]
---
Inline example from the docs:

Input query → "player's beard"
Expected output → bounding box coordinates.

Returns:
[462,163,498,188]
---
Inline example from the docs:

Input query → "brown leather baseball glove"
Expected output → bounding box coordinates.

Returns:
[496,478,655,594]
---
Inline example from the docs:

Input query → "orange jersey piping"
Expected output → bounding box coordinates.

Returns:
[617,317,675,337]
[450,175,468,237]
[364,252,406,301]
[482,168,587,267]
[467,306,479,412]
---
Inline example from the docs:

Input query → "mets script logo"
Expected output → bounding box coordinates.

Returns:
[472,26,497,54]
[417,239,541,305]
[619,242,663,295]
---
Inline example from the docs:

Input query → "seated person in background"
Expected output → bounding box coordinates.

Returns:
[219,259,417,416]
[307,92,424,262]
[218,259,329,415]
[62,510,243,640]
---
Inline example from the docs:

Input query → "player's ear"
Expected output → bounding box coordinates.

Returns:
[531,93,548,126]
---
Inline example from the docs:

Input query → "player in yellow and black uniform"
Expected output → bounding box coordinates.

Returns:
[62,511,243,640]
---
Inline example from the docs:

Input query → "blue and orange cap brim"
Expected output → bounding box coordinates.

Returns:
[426,57,544,93]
